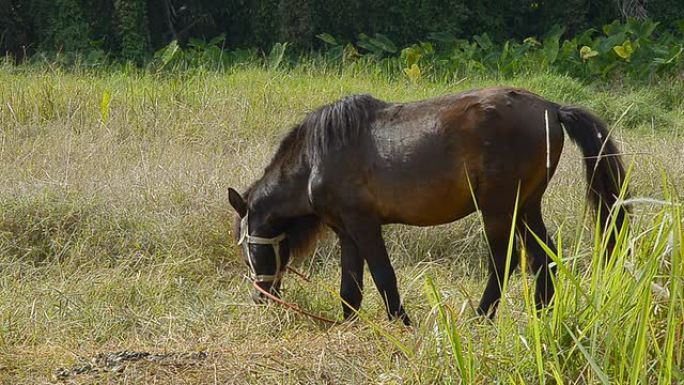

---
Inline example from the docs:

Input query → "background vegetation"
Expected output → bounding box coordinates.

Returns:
[1,1,683,383]
[2,2,683,84]
[0,62,682,383]
[2,0,684,62]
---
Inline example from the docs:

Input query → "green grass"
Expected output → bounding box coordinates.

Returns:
[0,64,682,384]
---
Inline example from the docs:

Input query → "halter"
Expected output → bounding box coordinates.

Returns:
[237,214,287,284]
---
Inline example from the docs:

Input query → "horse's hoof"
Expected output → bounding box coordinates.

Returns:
[401,315,412,326]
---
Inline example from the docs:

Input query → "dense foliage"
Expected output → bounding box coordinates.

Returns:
[2,0,684,63]
[146,18,683,83]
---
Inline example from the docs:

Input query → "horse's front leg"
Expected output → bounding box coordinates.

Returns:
[335,230,364,320]
[343,217,411,326]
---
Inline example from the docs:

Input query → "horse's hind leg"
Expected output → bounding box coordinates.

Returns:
[518,201,558,309]
[477,214,520,318]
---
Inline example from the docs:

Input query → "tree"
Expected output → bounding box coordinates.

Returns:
[617,0,648,20]
[115,0,150,63]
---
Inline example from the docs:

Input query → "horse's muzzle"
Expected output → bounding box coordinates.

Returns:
[251,281,281,303]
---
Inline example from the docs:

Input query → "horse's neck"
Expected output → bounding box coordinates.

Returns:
[257,168,313,219]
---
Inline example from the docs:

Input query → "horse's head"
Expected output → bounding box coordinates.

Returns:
[228,188,291,303]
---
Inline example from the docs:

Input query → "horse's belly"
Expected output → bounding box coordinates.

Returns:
[366,118,481,225]
[371,173,476,226]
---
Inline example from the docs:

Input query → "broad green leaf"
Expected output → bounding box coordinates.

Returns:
[500,40,510,64]
[543,25,566,64]
[524,37,541,46]
[403,64,421,84]
[343,43,360,61]
[613,40,634,60]
[473,33,493,50]
[603,20,623,36]
[580,45,599,60]
[401,46,422,67]
[598,32,626,53]
[356,33,381,55]
[577,28,597,45]
[267,42,288,70]
[627,18,659,39]
[427,31,458,44]
[653,46,683,65]
[370,33,397,53]
[545,24,566,42]
[326,45,343,61]
[157,40,180,68]
[420,42,434,55]
[316,33,338,46]
[642,19,659,37]
[560,39,578,61]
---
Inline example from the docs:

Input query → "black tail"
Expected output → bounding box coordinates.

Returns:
[558,106,629,250]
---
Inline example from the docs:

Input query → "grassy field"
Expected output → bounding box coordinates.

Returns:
[0,64,682,384]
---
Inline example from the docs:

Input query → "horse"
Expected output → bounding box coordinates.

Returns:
[228,88,628,325]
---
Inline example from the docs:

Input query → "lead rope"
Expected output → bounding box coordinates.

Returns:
[252,266,339,325]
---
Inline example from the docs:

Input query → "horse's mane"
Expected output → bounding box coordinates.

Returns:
[262,93,386,173]
[302,94,387,164]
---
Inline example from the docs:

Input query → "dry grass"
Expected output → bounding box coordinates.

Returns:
[0,65,682,384]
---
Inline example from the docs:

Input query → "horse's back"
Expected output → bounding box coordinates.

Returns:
[364,93,488,224]
[315,88,565,226]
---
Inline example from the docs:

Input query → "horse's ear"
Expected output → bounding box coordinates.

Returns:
[228,188,247,217]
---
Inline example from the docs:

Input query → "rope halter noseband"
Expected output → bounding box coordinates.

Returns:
[237,214,287,285]
[237,214,337,324]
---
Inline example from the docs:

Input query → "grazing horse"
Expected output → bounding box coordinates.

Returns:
[228,88,628,325]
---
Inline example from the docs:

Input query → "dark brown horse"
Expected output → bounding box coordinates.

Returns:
[228,88,628,325]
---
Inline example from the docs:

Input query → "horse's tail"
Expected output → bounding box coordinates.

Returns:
[558,106,629,249]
